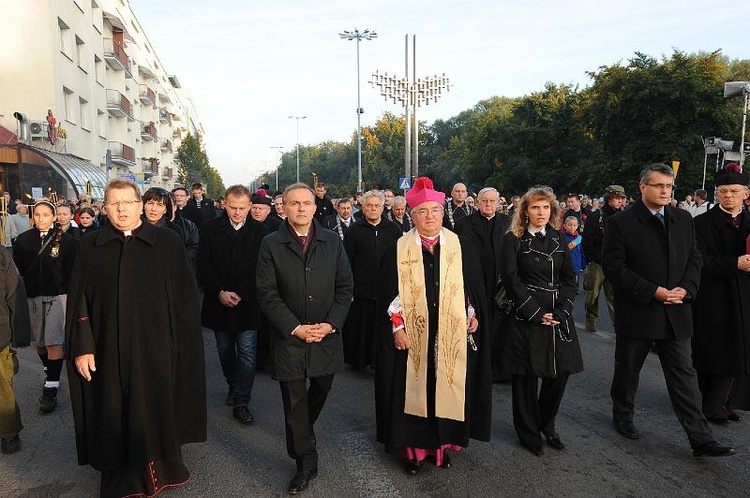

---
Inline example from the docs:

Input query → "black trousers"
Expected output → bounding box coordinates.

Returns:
[611,336,713,448]
[511,374,568,448]
[279,374,334,472]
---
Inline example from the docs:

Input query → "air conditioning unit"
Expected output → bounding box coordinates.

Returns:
[29,120,47,138]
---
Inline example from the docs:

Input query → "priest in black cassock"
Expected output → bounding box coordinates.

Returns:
[343,190,402,369]
[66,179,206,498]
[375,177,491,476]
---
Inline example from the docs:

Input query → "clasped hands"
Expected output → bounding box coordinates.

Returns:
[293,323,334,343]
[654,286,687,305]
[540,312,560,327]
[738,255,750,272]
[219,290,241,308]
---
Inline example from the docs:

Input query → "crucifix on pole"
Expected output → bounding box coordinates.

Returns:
[370,34,450,183]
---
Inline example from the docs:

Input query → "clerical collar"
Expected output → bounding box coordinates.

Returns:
[367,219,381,227]
[483,214,495,221]
[718,204,743,217]
[118,220,143,239]
[527,225,546,236]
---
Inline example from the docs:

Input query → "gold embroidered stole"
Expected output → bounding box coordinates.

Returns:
[396,229,468,421]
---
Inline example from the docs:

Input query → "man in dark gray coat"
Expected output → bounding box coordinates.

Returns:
[602,163,734,458]
[256,183,353,495]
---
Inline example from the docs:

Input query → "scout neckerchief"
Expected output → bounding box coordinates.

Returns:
[396,228,467,421]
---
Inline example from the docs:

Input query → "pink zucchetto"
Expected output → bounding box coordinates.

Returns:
[405,177,445,209]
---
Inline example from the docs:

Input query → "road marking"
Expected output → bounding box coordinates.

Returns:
[335,430,401,497]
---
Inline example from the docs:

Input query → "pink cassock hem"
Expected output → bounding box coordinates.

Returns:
[401,445,462,467]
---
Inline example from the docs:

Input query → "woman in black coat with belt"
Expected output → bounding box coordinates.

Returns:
[141,187,199,276]
[499,186,583,456]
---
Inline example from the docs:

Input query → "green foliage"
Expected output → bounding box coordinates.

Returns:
[252,50,748,199]
[175,133,225,198]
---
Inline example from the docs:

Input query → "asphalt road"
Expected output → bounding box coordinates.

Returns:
[1,294,748,497]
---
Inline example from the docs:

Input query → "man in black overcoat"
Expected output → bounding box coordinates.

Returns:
[66,179,206,497]
[342,190,402,369]
[199,185,267,425]
[602,163,734,458]
[256,183,353,495]
[692,164,750,422]
[455,187,511,382]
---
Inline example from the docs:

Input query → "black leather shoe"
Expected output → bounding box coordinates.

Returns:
[405,459,421,475]
[0,435,20,454]
[233,406,254,425]
[692,441,736,458]
[706,415,728,425]
[726,410,742,422]
[613,420,640,440]
[521,441,544,456]
[440,452,452,468]
[545,432,566,450]
[287,469,317,494]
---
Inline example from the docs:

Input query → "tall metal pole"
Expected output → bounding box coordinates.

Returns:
[271,146,283,191]
[404,34,411,182]
[356,35,363,192]
[741,92,748,171]
[412,34,418,178]
[340,29,376,192]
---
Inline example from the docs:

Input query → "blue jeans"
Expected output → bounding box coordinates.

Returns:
[213,329,257,406]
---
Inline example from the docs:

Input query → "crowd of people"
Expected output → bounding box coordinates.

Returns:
[0,162,748,496]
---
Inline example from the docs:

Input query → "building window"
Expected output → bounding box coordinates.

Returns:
[63,87,76,124]
[79,98,90,131]
[97,109,107,139]
[58,18,72,59]
[91,0,102,33]
[76,36,88,72]
[94,54,104,85]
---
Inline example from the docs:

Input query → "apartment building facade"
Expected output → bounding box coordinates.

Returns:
[0,0,203,200]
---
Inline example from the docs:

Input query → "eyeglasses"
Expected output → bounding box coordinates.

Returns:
[106,199,141,209]
[413,207,444,217]
[644,183,674,190]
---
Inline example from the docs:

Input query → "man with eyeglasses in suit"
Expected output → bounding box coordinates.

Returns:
[602,163,735,458]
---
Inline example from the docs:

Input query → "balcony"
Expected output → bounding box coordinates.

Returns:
[172,128,182,139]
[108,141,136,167]
[103,38,129,72]
[141,158,159,175]
[158,108,172,125]
[160,139,173,153]
[106,89,134,121]
[138,84,156,106]
[140,121,158,141]
[162,167,174,180]
[139,64,155,80]
[159,92,172,105]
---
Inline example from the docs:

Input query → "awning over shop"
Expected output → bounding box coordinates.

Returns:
[27,146,109,200]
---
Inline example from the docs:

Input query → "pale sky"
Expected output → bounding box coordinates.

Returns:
[130,0,749,188]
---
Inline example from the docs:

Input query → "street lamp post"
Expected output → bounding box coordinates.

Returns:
[270,146,283,191]
[370,34,450,183]
[339,28,377,193]
[288,116,306,182]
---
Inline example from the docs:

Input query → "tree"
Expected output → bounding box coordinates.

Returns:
[175,132,222,195]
